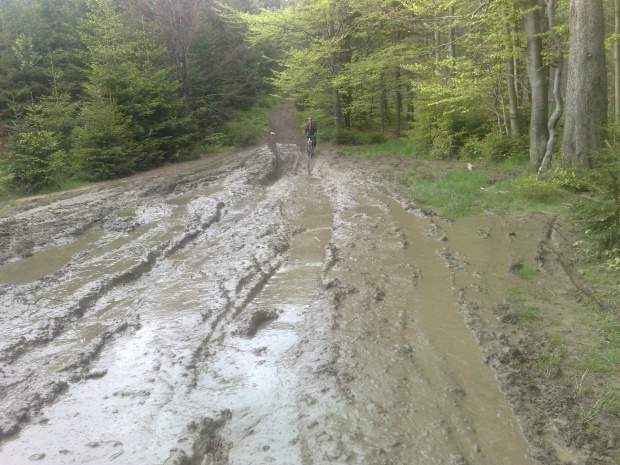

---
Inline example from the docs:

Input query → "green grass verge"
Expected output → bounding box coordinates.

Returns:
[117,208,137,218]
[335,137,573,219]
[400,166,490,219]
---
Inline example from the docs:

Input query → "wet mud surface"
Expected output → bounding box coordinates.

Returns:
[0,102,602,464]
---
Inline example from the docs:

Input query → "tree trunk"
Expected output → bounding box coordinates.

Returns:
[561,0,607,167]
[434,27,441,63]
[395,66,401,137]
[448,5,456,74]
[537,0,564,178]
[504,21,520,137]
[523,0,549,168]
[328,19,344,129]
[332,86,343,129]
[615,0,620,123]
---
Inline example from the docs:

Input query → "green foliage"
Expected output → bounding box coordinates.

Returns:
[461,132,527,162]
[0,0,87,124]
[413,106,492,159]
[8,129,63,192]
[401,167,490,219]
[332,130,389,146]
[221,96,277,147]
[6,99,73,192]
[550,165,592,192]
[79,0,196,171]
[71,97,137,181]
[511,174,565,202]
[338,138,431,160]
[568,137,620,257]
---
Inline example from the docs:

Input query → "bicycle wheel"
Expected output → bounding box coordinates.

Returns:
[307,139,312,157]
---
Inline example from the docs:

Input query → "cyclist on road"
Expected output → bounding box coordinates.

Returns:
[305,117,317,149]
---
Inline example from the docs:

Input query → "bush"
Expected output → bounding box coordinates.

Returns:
[369,132,389,144]
[551,164,592,192]
[223,116,267,147]
[413,107,492,159]
[460,133,527,161]
[569,137,620,255]
[511,174,564,202]
[71,99,138,181]
[5,97,78,192]
[221,96,276,147]
[333,129,367,145]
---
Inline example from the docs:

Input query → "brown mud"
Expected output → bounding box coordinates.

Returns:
[0,101,612,464]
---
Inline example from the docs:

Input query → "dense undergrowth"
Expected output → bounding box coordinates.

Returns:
[0,95,279,201]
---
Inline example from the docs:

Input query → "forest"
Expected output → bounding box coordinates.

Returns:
[1,2,620,461]
[0,0,618,258]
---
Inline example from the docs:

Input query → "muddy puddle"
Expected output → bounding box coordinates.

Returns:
[3,105,580,464]
[0,229,104,285]
[196,181,333,464]
[297,177,536,464]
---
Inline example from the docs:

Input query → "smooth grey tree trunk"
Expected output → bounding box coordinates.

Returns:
[448,5,456,72]
[537,0,564,178]
[615,0,620,123]
[523,0,549,169]
[395,66,401,137]
[561,0,607,167]
[328,19,344,129]
[504,20,520,138]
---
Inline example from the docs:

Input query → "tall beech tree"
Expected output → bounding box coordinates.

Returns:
[561,0,607,167]
[522,0,549,169]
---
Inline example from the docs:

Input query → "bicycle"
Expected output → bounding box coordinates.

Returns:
[306,135,315,158]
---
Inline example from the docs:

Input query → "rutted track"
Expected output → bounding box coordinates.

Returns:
[0,103,563,464]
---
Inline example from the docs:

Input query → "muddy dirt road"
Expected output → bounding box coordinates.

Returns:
[1,103,581,464]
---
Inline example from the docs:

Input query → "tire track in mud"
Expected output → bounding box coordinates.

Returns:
[0,147,281,445]
[0,103,548,464]
[0,142,318,463]
[302,155,538,465]
[0,201,225,366]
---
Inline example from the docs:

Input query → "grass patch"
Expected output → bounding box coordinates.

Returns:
[507,286,525,303]
[0,200,16,215]
[600,314,620,342]
[117,208,137,218]
[401,167,490,219]
[514,305,543,323]
[549,332,564,347]
[583,346,620,373]
[578,386,620,429]
[510,259,536,280]
[538,345,567,377]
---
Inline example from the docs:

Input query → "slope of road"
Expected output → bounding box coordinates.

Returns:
[0,102,588,464]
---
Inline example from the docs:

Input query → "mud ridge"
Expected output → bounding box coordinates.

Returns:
[187,254,288,387]
[0,202,226,366]
[0,315,141,440]
[162,410,232,465]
